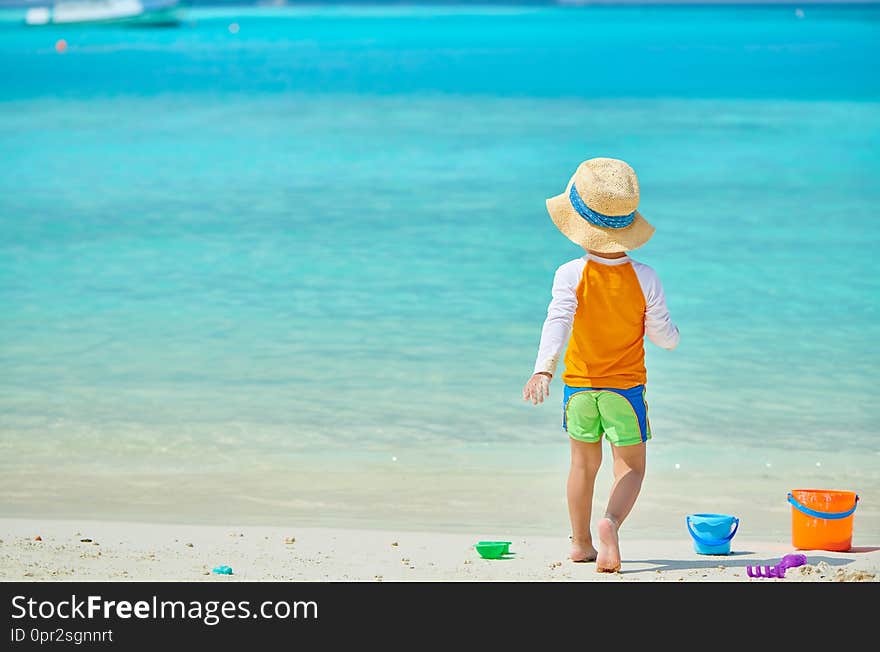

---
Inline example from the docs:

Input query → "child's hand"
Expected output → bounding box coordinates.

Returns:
[523,372,551,405]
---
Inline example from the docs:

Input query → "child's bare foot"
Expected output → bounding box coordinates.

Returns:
[569,536,597,563]
[596,517,621,573]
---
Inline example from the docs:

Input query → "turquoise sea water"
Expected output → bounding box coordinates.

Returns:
[1,6,878,536]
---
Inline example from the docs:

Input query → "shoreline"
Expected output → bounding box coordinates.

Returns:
[1,518,876,582]
[3,453,876,541]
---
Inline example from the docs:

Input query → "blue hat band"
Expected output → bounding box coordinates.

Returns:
[569,183,635,229]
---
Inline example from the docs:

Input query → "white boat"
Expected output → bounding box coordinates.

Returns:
[24,0,182,26]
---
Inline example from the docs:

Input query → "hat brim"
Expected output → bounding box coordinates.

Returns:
[546,191,655,254]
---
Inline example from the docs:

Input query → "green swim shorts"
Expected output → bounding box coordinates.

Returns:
[563,384,651,447]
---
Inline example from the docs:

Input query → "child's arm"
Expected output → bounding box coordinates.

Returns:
[524,264,577,404]
[642,272,679,350]
[524,263,579,407]
[533,263,579,376]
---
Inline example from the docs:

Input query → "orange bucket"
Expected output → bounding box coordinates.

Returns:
[788,489,859,552]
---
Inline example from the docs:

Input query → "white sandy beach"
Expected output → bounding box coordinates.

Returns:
[1,519,876,583]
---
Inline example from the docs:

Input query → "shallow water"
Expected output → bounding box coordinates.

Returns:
[1,6,878,537]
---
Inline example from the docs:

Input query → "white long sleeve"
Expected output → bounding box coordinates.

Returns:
[532,259,582,376]
[631,261,680,350]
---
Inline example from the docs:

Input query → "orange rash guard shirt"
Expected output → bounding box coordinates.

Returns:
[533,253,679,389]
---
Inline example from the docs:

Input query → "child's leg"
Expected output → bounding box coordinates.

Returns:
[567,437,602,562]
[596,441,646,573]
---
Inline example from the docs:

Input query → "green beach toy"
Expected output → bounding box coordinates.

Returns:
[474,541,512,559]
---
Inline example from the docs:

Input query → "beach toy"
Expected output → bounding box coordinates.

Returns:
[211,565,233,575]
[788,490,859,551]
[686,514,739,555]
[747,553,807,579]
[474,541,512,559]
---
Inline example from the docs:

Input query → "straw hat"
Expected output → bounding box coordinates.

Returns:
[545,158,655,253]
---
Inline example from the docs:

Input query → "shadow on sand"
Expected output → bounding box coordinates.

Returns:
[621,550,861,575]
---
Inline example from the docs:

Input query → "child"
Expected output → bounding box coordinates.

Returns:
[522,158,679,572]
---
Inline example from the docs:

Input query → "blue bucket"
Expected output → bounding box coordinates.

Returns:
[686,513,739,555]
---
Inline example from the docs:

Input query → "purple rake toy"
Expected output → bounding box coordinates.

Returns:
[747,553,807,578]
